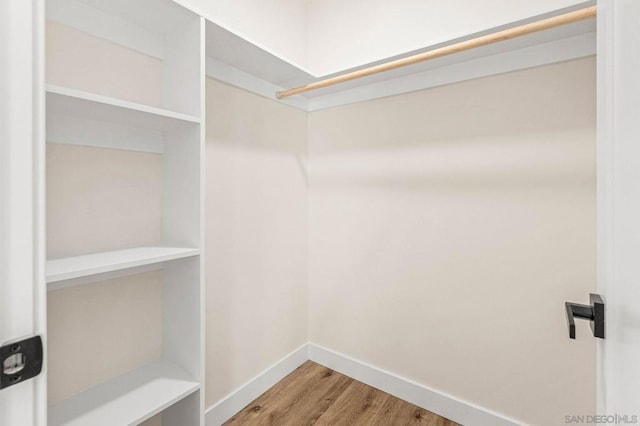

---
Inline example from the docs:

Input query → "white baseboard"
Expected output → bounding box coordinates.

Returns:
[205,342,521,426]
[205,344,309,426]
[308,343,522,426]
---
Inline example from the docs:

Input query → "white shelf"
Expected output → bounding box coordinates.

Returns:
[46,85,200,131]
[49,359,200,426]
[47,247,200,283]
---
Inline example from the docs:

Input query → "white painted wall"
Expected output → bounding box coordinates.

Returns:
[177,0,309,71]
[306,0,591,75]
[205,78,308,408]
[308,58,597,425]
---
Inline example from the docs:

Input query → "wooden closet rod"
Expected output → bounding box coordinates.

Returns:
[276,6,596,99]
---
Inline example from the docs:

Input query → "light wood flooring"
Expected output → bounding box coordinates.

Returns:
[224,361,459,426]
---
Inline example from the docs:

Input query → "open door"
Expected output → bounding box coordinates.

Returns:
[597,0,640,418]
[0,0,46,425]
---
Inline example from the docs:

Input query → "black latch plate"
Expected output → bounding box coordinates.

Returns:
[0,336,43,390]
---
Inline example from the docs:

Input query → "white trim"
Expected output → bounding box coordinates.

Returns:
[34,0,48,423]
[308,343,522,426]
[307,32,595,111]
[205,344,309,426]
[205,57,308,112]
[0,0,47,423]
[595,0,614,415]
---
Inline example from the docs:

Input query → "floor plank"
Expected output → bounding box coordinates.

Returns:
[314,380,391,426]
[375,396,455,426]
[274,368,352,425]
[224,361,458,426]
[225,361,326,424]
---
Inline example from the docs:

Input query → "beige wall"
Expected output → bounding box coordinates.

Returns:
[47,143,162,259]
[48,271,163,405]
[205,78,308,407]
[46,20,162,107]
[308,58,596,425]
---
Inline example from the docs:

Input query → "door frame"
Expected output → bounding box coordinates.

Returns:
[0,0,46,424]
[596,0,640,418]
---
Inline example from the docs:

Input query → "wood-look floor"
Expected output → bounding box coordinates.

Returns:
[224,361,459,426]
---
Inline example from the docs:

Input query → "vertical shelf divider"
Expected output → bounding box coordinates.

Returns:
[159,12,206,426]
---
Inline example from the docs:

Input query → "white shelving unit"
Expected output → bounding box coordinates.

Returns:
[45,0,205,424]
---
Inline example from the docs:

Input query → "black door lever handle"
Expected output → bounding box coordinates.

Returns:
[565,293,605,339]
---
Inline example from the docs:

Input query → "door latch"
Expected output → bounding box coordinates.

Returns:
[0,336,43,390]
[565,294,605,339]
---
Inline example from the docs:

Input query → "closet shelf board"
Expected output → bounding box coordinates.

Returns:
[46,84,201,130]
[48,359,200,426]
[47,247,200,283]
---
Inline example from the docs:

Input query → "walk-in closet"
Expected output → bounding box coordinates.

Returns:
[1,1,639,425]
